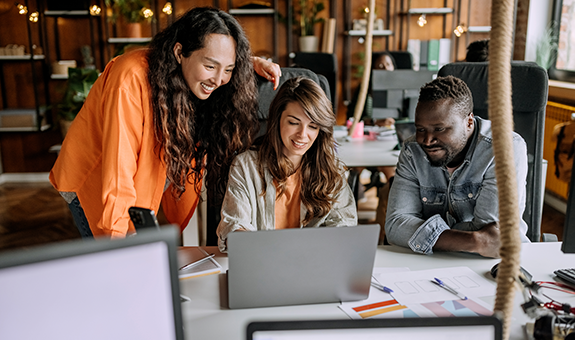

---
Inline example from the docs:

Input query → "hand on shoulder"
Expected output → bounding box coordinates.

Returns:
[252,56,282,90]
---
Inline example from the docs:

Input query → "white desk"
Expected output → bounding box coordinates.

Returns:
[179,243,575,340]
[336,136,399,168]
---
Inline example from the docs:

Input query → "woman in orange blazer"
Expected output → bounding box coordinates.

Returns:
[50,7,281,238]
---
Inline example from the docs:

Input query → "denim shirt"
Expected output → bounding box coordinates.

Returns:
[385,117,529,254]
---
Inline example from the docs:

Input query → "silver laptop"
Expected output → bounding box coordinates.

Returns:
[247,316,503,340]
[227,224,380,309]
[0,227,184,340]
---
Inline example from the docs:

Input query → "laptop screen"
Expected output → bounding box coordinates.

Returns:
[0,227,184,340]
[394,121,416,148]
[248,317,501,340]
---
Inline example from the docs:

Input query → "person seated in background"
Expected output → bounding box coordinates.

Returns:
[466,39,489,62]
[347,51,398,193]
[385,75,530,258]
[217,77,358,252]
[347,51,397,127]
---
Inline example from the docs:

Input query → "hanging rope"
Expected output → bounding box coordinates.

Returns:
[489,0,522,339]
[348,0,375,137]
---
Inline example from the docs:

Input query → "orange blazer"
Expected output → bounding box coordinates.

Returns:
[50,49,199,238]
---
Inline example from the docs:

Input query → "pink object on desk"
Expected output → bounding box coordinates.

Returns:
[347,120,364,139]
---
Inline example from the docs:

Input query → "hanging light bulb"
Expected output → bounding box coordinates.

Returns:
[29,11,39,22]
[163,2,173,15]
[454,23,468,37]
[16,3,28,15]
[89,5,102,16]
[363,7,370,14]
[142,7,153,19]
[417,14,427,27]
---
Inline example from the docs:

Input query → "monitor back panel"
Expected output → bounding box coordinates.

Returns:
[227,225,380,309]
[0,227,184,340]
[247,316,502,340]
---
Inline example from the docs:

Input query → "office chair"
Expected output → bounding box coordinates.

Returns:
[205,68,332,246]
[291,52,338,114]
[388,51,414,70]
[438,61,548,242]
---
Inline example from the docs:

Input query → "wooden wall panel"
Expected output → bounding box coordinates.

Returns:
[0,130,61,173]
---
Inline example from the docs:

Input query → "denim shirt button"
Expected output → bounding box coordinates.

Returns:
[416,244,420,249]
[468,193,473,198]
[422,197,428,202]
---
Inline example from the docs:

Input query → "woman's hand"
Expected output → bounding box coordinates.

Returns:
[252,56,282,90]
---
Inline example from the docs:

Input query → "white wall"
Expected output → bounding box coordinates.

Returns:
[524,0,555,62]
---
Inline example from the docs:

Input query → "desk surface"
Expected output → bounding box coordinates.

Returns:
[179,243,575,340]
[336,137,399,168]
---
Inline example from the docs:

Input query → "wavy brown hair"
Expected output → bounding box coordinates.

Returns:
[147,7,259,204]
[255,77,343,224]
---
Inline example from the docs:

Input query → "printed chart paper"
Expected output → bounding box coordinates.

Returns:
[340,295,493,320]
[374,266,496,305]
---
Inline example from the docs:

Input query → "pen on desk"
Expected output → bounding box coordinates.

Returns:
[371,281,395,295]
[432,277,468,300]
[179,253,215,271]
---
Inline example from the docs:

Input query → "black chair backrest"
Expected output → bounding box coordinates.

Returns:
[291,52,337,114]
[438,61,548,242]
[388,51,414,70]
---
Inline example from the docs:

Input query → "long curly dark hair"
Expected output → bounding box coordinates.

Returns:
[147,7,259,204]
[255,77,343,225]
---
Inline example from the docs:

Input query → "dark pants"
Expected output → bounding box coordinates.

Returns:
[68,197,93,238]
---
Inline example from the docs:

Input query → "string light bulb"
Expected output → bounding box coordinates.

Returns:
[417,14,427,27]
[89,5,101,16]
[454,23,468,37]
[29,11,39,22]
[142,7,153,19]
[16,3,27,15]
[363,7,370,14]
[162,2,173,15]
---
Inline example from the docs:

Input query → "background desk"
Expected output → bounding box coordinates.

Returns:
[336,137,399,168]
[179,243,575,340]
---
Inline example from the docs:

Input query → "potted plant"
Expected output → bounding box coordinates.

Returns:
[105,0,152,38]
[294,0,325,52]
[57,67,99,138]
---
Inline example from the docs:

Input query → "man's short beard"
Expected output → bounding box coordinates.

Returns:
[428,148,454,167]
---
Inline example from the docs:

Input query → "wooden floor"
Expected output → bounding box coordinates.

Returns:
[0,182,567,253]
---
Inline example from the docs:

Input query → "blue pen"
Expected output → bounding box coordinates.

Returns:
[371,281,394,295]
[432,277,468,300]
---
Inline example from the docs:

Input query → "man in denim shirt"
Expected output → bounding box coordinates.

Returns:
[385,76,529,258]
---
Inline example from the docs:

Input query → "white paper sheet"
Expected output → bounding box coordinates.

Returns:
[374,266,496,305]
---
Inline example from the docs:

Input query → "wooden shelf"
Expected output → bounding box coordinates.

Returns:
[229,9,275,15]
[0,108,50,132]
[406,8,453,14]
[108,37,152,44]
[468,26,491,33]
[0,124,51,132]
[44,10,90,16]
[347,30,393,37]
[0,55,45,61]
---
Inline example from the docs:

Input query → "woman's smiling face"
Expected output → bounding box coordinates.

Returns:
[174,33,236,100]
[279,101,320,168]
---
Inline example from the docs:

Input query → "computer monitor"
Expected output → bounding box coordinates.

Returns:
[562,157,575,253]
[0,227,184,340]
[371,69,436,120]
[247,317,502,340]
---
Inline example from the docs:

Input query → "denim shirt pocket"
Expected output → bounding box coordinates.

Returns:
[450,182,482,224]
[419,187,447,219]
